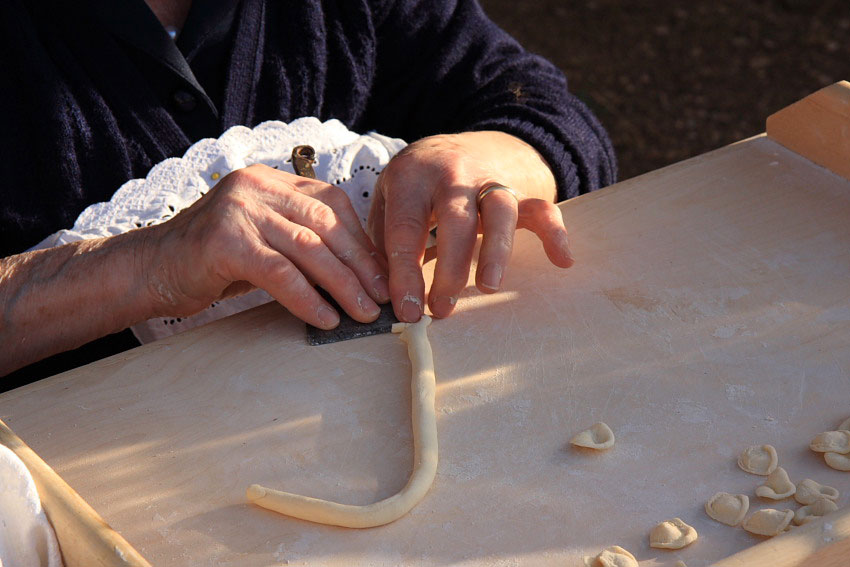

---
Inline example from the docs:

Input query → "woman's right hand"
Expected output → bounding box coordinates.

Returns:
[142,164,390,329]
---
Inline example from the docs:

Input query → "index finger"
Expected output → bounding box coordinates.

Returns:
[379,177,431,323]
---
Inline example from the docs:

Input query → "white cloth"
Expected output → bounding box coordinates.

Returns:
[31,118,406,343]
[0,445,64,567]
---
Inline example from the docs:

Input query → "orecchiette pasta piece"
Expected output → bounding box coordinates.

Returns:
[795,478,839,505]
[570,422,615,450]
[583,546,638,567]
[824,451,850,471]
[742,508,794,536]
[755,466,796,500]
[737,444,778,475]
[794,498,839,525]
[810,431,850,454]
[838,416,850,431]
[705,492,749,526]
[649,517,698,549]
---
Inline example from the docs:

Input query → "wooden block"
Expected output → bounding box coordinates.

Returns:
[766,80,850,181]
[0,419,151,567]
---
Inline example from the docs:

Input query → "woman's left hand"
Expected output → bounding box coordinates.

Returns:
[368,130,575,322]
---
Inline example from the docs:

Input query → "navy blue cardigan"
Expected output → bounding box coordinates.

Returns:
[1,0,616,381]
[2,0,616,256]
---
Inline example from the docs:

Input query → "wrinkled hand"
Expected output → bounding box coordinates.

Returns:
[368,131,575,322]
[143,164,389,328]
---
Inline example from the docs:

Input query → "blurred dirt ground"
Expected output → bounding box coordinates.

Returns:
[479,0,850,181]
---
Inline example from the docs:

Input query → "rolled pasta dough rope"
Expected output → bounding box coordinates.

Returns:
[246,315,437,528]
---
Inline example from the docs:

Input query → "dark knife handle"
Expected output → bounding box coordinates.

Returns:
[291,145,317,179]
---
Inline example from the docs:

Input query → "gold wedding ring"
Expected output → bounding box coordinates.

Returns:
[476,184,519,207]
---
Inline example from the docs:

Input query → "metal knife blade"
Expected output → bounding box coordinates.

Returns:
[306,288,398,346]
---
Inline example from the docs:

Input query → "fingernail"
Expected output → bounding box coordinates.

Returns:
[358,292,381,319]
[562,233,575,261]
[481,263,503,290]
[400,294,422,322]
[317,305,339,329]
[430,295,457,318]
[373,274,390,303]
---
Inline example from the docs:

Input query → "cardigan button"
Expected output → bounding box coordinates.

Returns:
[171,89,197,112]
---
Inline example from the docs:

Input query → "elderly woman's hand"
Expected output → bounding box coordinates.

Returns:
[144,164,389,329]
[368,131,575,322]
[1,163,394,375]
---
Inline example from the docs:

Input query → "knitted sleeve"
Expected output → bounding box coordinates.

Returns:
[365,0,617,200]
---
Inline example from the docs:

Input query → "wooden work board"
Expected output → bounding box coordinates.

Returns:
[2,83,850,566]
